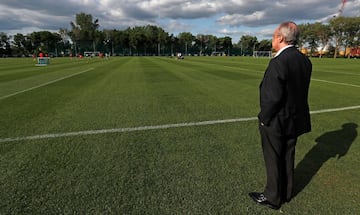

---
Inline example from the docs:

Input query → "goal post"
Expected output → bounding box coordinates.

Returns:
[84,51,101,57]
[253,51,272,58]
[36,57,50,66]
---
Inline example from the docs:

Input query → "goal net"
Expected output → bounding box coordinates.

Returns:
[84,51,101,57]
[36,57,50,66]
[253,51,272,58]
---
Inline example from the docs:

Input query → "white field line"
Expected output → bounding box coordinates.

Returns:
[222,66,360,88]
[309,105,360,114]
[1,105,360,143]
[315,69,360,76]
[0,68,94,100]
[312,78,360,88]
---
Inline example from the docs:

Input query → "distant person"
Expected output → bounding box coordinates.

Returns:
[177,52,184,59]
[248,21,312,210]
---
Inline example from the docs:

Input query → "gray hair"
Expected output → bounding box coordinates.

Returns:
[278,21,300,45]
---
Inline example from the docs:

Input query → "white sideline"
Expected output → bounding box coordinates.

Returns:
[1,105,359,143]
[0,68,94,100]
[223,65,360,88]
[315,70,360,76]
[312,78,360,88]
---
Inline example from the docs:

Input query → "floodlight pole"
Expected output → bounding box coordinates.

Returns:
[158,43,160,56]
[240,43,243,56]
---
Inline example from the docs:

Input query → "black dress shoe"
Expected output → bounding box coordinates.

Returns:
[248,192,280,210]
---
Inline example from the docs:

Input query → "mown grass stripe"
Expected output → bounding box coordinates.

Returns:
[0,68,94,100]
[1,105,359,143]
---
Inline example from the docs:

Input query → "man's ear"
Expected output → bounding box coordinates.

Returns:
[278,35,285,43]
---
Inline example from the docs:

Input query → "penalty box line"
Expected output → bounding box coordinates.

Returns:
[1,105,360,143]
[0,68,94,100]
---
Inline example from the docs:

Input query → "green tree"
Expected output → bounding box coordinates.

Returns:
[121,28,132,55]
[342,17,360,58]
[0,32,11,56]
[298,23,307,49]
[6,12,360,59]
[218,36,233,55]
[12,33,26,56]
[257,39,272,51]
[195,34,207,55]
[167,34,179,56]
[299,23,320,56]
[58,28,72,56]
[178,32,194,55]
[129,26,147,55]
[156,27,169,56]
[103,29,116,55]
[70,13,99,54]
[238,35,258,56]
[144,25,157,55]
[195,34,217,55]
[330,17,347,58]
[28,31,61,55]
[312,22,332,57]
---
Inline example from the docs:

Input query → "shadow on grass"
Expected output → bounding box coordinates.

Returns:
[293,122,358,197]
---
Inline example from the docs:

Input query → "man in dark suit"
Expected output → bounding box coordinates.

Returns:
[249,21,312,210]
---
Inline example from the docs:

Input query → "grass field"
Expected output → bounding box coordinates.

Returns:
[0,56,359,214]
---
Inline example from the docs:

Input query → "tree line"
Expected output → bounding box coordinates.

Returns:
[298,16,360,58]
[0,13,359,58]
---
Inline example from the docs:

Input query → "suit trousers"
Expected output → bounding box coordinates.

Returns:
[259,124,297,206]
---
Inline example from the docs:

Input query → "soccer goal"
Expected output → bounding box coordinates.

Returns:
[84,51,100,57]
[211,51,226,56]
[253,51,272,58]
[36,57,50,66]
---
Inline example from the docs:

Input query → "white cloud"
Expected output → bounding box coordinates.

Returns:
[164,20,192,34]
[275,1,287,8]
[217,11,266,27]
[258,28,275,38]
[218,28,240,35]
[0,0,359,41]
[133,0,220,19]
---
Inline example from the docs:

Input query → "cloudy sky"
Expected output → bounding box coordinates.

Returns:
[1,0,359,42]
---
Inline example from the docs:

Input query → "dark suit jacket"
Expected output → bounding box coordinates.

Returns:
[258,46,312,137]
